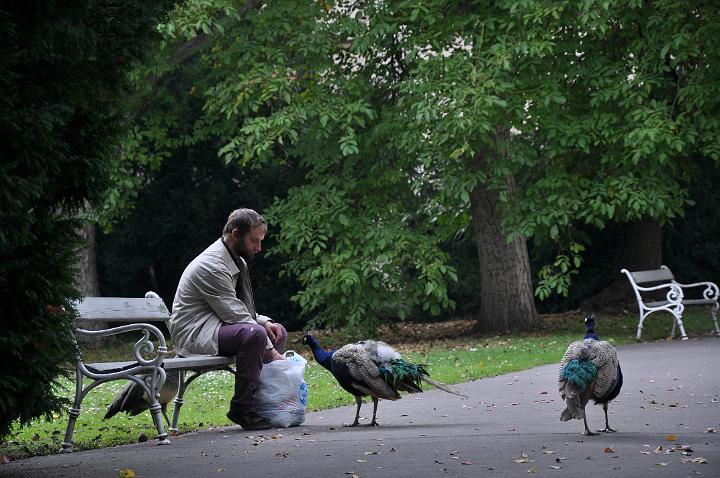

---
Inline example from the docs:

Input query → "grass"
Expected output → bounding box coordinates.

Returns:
[1,309,716,460]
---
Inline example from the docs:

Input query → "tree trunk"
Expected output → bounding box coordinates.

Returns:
[76,222,100,296]
[581,217,662,311]
[468,151,539,333]
[75,221,106,343]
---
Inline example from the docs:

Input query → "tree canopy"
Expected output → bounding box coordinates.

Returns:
[111,0,720,334]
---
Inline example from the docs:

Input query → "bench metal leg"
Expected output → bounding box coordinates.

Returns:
[636,309,648,340]
[169,370,189,434]
[59,406,80,453]
[59,367,87,453]
[146,369,171,445]
[671,311,688,340]
[710,303,720,336]
[169,366,236,434]
[150,400,171,445]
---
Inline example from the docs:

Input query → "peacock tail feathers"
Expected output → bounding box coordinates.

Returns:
[562,359,597,391]
[377,359,428,390]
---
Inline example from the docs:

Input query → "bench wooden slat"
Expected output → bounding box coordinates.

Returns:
[85,360,138,371]
[74,297,171,322]
[163,356,234,369]
[630,268,675,284]
[85,357,234,372]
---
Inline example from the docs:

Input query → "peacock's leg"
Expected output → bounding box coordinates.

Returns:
[597,402,616,433]
[367,397,379,427]
[583,416,598,436]
[344,396,362,427]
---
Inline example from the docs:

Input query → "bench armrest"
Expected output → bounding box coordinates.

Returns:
[631,282,684,306]
[631,282,682,295]
[672,281,719,301]
[74,323,168,381]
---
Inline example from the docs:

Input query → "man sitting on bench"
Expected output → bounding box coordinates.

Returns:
[170,208,287,430]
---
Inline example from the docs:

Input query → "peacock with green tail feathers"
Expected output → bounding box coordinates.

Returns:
[303,334,465,426]
[558,315,623,436]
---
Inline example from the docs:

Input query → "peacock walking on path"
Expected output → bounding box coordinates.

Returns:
[304,334,465,426]
[105,370,180,426]
[558,315,623,435]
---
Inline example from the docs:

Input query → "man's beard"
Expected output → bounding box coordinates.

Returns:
[233,241,254,261]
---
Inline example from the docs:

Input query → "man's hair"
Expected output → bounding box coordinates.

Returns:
[223,208,267,237]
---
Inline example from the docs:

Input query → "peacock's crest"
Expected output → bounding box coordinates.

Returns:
[562,359,597,391]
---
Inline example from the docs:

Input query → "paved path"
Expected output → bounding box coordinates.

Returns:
[2,337,719,478]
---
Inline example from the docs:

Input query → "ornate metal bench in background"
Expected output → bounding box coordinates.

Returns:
[61,292,234,453]
[621,265,720,340]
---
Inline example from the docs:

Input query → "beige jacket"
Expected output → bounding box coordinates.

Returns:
[170,238,271,356]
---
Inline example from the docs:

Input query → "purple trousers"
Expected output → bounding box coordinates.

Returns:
[217,322,287,412]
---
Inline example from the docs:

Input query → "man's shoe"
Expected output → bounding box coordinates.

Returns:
[226,409,273,430]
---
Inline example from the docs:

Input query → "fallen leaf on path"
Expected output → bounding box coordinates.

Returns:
[680,457,708,464]
[527,467,537,473]
[656,462,669,466]
[461,461,473,465]
[604,447,615,453]
[665,434,677,442]
[118,470,135,478]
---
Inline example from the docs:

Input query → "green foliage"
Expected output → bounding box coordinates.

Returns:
[110,0,720,335]
[505,0,720,295]
[0,1,172,439]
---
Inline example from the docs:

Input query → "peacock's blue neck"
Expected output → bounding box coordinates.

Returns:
[584,330,600,340]
[305,335,334,371]
[584,317,600,340]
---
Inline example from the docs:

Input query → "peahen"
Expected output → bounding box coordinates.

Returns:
[558,315,623,435]
[104,370,180,426]
[303,334,465,426]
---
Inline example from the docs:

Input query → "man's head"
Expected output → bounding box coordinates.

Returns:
[222,208,267,261]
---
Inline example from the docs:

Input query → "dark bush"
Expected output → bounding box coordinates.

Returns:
[0,1,172,438]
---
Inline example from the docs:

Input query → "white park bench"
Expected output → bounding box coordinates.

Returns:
[621,265,720,340]
[60,292,235,453]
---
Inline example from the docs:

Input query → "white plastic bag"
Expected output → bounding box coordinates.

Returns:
[255,350,309,428]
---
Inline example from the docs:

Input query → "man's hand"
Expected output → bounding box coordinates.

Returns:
[264,321,282,342]
[264,347,285,362]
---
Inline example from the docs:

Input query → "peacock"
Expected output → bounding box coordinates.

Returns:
[105,370,180,426]
[558,315,623,435]
[303,334,465,426]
